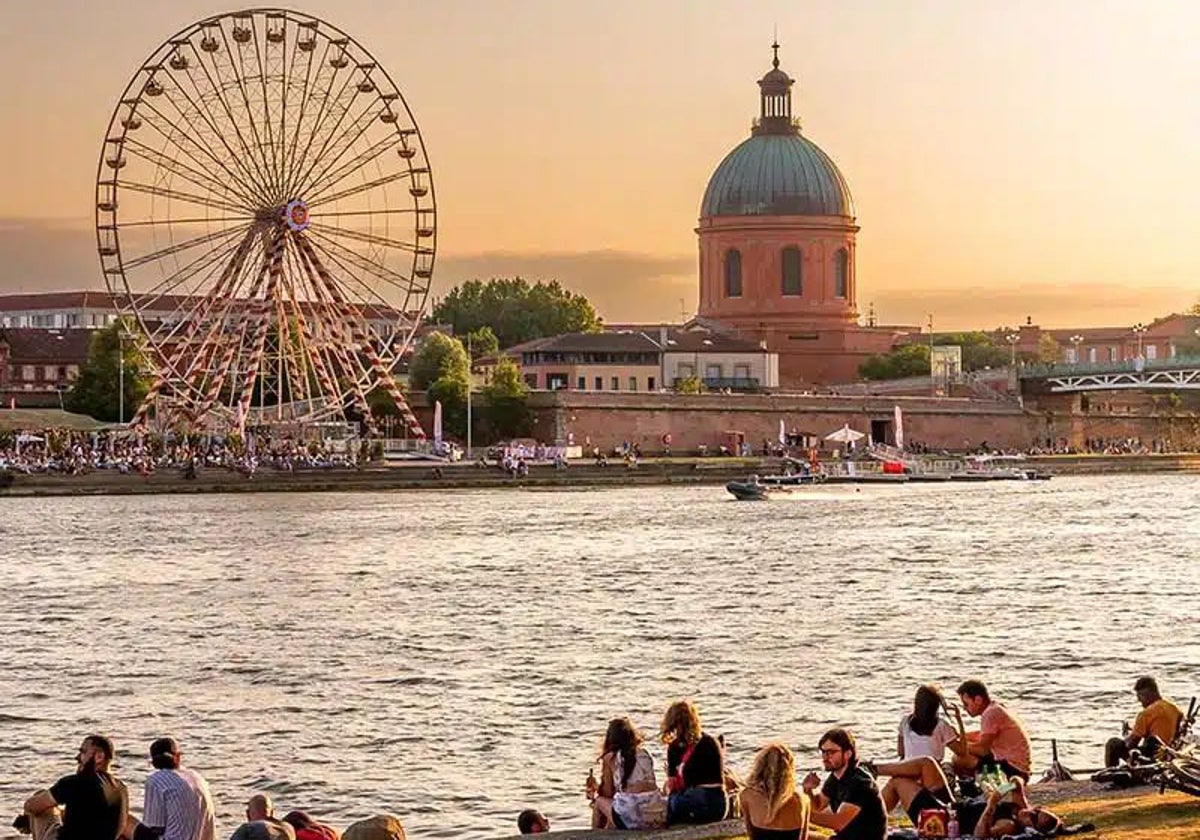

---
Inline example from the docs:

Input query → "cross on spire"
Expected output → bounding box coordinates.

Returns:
[771,35,780,69]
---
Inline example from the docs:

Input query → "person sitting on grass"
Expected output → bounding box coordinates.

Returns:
[898,684,961,763]
[873,760,1063,837]
[659,700,727,825]
[1104,676,1184,767]
[515,810,549,834]
[802,728,886,840]
[738,743,809,840]
[953,679,1032,782]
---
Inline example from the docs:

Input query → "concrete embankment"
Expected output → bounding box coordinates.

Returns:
[2,453,1198,497]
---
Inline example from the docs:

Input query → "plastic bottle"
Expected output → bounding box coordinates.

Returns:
[947,815,960,838]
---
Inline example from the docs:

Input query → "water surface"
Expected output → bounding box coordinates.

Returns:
[1,477,1195,837]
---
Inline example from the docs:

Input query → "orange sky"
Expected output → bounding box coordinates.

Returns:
[1,0,1197,328]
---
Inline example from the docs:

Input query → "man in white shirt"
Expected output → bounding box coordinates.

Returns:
[127,738,216,840]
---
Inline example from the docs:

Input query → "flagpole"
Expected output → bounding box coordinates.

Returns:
[466,333,473,458]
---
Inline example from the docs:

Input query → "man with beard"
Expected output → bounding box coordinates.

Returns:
[17,734,128,840]
[802,728,886,840]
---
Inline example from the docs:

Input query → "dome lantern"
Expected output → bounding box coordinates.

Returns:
[754,41,797,137]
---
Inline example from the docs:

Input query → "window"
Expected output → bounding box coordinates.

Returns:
[23,365,36,381]
[648,376,656,390]
[611,376,620,391]
[523,373,538,388]
[724,249,742,298]
[734,363,751,380]
[547,373,568,390]
[781,247,802,296]
[1146,345,1157,360]
[1088,348,1097,363]
[1066,348,1077,364]
[833,248,848,298]
[1108,347,1118,362]
[595,376,603,390]
[577,376,586,390]
[628,376,638,391]
[705,363,723,379]
[677,363,695,378]
[45,366,56,381]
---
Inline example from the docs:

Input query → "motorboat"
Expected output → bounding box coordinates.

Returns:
[726,471,824,501]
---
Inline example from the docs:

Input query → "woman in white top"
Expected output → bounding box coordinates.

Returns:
[590,717,667,830]
[897,684,960,762]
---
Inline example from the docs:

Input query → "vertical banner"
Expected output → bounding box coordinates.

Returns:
[778,418,786,445]
[433,400,443,445]
[894,405,905,450]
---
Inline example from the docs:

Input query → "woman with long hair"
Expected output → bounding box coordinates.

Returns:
[738,744,809,840]
[588,717,666,830]
[659,700,727,825]
[898,684,960,762]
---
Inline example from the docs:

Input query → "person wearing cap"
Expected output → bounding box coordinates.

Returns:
[125,738,216,840]
[1104,676,1184,767]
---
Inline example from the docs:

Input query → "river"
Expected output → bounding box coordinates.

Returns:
[1,476,1195,838]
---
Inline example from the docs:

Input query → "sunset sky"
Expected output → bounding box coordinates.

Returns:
[1,0,1197,328]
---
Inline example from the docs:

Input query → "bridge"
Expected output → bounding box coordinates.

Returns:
[1020,356,1200,393]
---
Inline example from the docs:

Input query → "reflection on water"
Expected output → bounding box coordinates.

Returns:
[1,477,1196,838]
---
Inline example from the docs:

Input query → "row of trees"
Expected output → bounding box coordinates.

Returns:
[858,331,1059,381]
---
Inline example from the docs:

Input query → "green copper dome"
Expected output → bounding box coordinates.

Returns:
[702,46,854,219]
[701,133,855,218]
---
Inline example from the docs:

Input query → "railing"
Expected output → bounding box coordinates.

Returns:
[674,377,761,391]
[1020,355,1200,379]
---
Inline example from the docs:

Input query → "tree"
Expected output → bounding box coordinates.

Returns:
[409,332,471,437]
[432,277,601,348]
[65,321,151,422]
[480,357,532,440]
[410,331,470,391]
[859,344,930,380]
[466,325,500,361]
[1037,333,1060,363]
[675,376,704,394]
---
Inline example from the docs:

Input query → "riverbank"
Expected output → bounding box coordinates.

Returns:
[3,453,1200,496]
[494,785,1200,839]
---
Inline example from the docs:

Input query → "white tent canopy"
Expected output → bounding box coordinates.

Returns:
[824,424,865,443]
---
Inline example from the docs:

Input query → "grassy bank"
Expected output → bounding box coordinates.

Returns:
[504,787,1200,840]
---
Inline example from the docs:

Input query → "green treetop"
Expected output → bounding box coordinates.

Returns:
[431,277,601,349]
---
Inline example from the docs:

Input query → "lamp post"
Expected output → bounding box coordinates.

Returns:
[465,332,472,458]
[1069,334,1084,364]
[1132,322,1147,359]
[1006,332,1020,368]
[927,313,935,396]
[118,330,126,425]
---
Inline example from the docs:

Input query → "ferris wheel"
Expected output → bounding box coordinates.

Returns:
[95,8,435,435]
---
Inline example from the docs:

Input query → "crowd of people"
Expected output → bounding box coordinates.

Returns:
[512,677,1188,839]
[0,430,361,478]
[9,679,1188,840]
[13,736,405,840]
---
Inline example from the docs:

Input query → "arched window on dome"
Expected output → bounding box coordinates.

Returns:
[781,247,802,296]
[833,248,849,298]
[724,249,743,298]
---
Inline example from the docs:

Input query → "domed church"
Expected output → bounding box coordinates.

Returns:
[696,44,899,385]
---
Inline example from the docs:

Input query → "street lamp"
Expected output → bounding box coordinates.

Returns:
[117,325,136,425]
[1132,322,1147,359]
[1069,334,1084,364]
[1006,333,1020,368]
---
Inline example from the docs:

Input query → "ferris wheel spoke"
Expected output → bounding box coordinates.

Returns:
[184,42,278,204]
[301,134,398,205]
[295,94,388,197]
[280,35,325,199]
[213,23,281,202]
[114,178,251,216]
[285,61,364,200]
[167,49,277,205]
[119,138,253,212]
[281,37,339,199]
[245,25,282,195]
[303,229,419,303]
[134,95,266,207]
[307,222,418,255]
[117,215,252,227]
[305,169,414,208]
[121,224,250,271]
[138,225,260,322]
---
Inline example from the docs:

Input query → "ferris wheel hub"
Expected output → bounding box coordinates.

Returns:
[284,198,311,232]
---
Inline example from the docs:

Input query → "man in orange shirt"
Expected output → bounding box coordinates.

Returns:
[1104,676,1184,767]
[953,679,1033,781]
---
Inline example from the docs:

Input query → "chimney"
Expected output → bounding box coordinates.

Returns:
[659,326,668,347]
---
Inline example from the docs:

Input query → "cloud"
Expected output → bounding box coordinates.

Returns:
[0,218,1190,329]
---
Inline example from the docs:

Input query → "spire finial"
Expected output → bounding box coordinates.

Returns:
[771,31,780,69]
